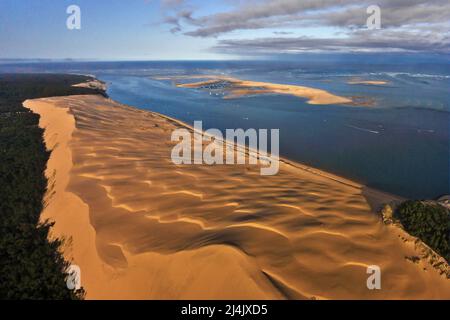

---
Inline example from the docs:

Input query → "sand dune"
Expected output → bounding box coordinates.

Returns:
[24,95,449,299]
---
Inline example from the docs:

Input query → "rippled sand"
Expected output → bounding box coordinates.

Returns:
[24,95,449,299]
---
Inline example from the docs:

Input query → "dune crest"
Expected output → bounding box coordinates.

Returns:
[24,95,450,299]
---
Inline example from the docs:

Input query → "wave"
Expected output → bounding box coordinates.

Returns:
[368,72,450,80]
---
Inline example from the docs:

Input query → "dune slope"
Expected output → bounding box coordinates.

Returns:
[24,95,449,299]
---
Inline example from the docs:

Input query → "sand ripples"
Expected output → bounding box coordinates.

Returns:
[25,95,449,299]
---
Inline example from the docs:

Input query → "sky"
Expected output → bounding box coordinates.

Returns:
[0,0,449,60]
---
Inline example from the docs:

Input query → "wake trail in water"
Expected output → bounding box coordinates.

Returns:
[346,124,380,134]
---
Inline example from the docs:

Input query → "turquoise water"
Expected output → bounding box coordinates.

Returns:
[2,59,449,199]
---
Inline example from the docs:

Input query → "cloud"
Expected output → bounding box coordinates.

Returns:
[166,10,197,33]
[273,31,294,35]
[213,28,450,54]
[182,0,449,36]
[158,0,198,34]
[158,0,450,53]
[160,0,185,7]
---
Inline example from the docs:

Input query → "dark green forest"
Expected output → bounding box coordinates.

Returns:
[0,74,105,299]
[0,74,448,299]
[395,200,450,263]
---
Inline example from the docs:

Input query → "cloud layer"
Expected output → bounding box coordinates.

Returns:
[160,0,450,54]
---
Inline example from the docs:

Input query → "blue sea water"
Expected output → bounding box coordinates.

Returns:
[1,57,449,199]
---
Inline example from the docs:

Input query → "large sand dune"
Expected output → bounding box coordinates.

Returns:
[24,95,449,299]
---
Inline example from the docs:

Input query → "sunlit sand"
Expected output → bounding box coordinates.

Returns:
[163,75,353,105]
[24,94,450,299]
[72,79,107,91]
[347,80,389,86]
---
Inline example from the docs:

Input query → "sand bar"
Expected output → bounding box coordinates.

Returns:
[24,94,450,299]
[347,80,389,86]
[164,75,353,105]
[72,79,107,91]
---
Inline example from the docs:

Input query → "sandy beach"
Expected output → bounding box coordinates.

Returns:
[72,79,107,91]
[162,75,353,105]
[347,80,389,86]
[23,94,450,300]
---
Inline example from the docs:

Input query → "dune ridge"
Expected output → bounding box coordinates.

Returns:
[24,95,450,299]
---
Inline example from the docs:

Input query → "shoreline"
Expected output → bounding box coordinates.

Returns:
[157,74,353,105]
[114,99,371,190]
[71,78,107,91]
[115,97,403,210]
[24,93,450,299]
[347,80,389,86]
[112,96,403,207]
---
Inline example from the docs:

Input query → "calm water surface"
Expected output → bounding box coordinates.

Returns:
[2,59,449,199]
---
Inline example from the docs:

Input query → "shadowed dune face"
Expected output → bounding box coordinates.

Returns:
[25,95,450,299]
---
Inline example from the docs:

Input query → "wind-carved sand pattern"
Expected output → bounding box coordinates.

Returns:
[157,75,353,105]
[25,95,450,299]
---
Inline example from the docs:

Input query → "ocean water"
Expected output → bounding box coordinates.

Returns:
[1,57,449,199]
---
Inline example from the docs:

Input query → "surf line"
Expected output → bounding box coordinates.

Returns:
[171,120,280,176]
